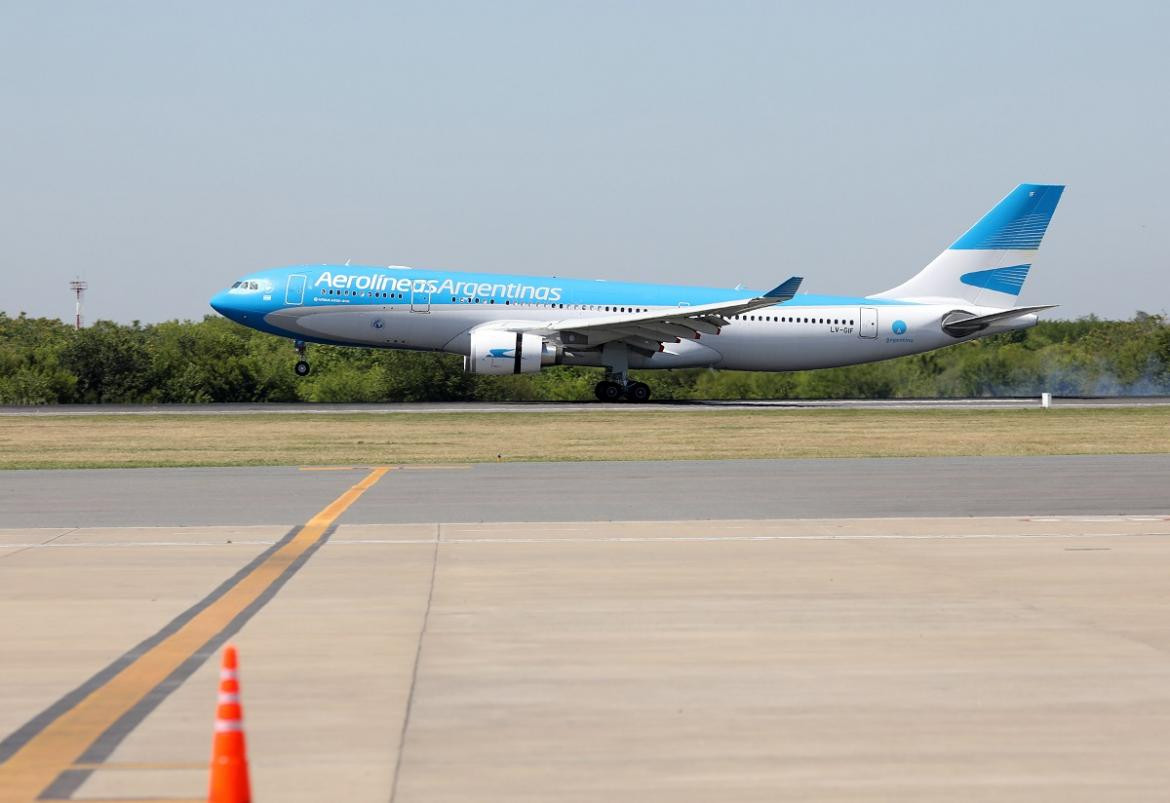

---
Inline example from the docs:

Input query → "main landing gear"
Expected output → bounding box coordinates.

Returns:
[593,379,651,402]
[594,341,650,402]
[294,340,310,376]
[593,378,651,403]
[594,380,622,402]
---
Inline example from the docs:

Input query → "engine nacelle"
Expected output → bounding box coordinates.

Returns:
[465,329,561,375]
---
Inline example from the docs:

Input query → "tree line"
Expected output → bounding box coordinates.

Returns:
[1,311,1168,404]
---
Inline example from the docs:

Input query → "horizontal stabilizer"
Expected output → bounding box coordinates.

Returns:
[941,305,1058,336]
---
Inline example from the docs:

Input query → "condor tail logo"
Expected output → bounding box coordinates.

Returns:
[959,265,1030,296]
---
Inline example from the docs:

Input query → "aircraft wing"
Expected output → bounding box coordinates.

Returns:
[505,277,803,355]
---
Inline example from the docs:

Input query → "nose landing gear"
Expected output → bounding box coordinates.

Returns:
[294,340,311,376]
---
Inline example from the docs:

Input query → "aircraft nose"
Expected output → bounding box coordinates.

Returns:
[209,289,236,318]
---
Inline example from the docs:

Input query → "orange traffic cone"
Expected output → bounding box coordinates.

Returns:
[209,644,251,803]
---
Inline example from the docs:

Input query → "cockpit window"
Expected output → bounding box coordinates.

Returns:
[229,278,271,294]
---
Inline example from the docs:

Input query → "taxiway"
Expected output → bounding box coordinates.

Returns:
[2,457,1170,802]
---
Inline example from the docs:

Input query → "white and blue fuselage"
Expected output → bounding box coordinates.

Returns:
[210,184,1064,400]
[212,266,1016,370]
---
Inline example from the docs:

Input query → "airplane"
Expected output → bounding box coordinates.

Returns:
[210,183,1063,402]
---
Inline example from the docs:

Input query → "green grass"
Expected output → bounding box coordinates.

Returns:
[1,407,1167,469]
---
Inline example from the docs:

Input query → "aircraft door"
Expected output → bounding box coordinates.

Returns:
[858,306,877,338]
[285,274,307,305]
[410,287,431,313]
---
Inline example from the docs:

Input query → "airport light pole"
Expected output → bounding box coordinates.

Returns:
[70,278,88,330]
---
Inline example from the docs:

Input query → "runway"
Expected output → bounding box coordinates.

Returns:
[2,455,1169,528]
[1,396,1169,416]
[3,457,1170,802]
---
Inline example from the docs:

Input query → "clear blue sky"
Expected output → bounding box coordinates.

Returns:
[3,1,1166,323]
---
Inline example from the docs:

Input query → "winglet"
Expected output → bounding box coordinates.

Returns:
[764,276,803,301]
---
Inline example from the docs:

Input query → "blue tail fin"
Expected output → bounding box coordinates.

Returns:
[950,184,1064,251]
[875,184,1065,305]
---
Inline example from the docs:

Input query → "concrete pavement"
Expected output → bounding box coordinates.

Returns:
[4,509,1170,801]
[3,455,1170,528]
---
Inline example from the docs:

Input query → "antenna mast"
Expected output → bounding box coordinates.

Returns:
[69,278,88,330]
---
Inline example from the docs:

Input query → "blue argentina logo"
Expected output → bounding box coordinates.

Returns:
[487,348,515,358]
[891,320,908,335]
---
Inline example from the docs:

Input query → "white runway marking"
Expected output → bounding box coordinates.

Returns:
[4,397,1169,416]
[455,526,592,532]
[5,530,1170,549]
[336,531,1170,544]
[0,540,280,549]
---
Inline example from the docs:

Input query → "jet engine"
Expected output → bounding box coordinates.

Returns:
[465,329,562,375]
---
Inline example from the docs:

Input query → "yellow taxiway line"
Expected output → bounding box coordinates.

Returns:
[0,467,390,803]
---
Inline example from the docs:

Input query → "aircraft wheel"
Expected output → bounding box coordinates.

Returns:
[594,381,623,402]
[295,360,311,377]
[626,382,651,403]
